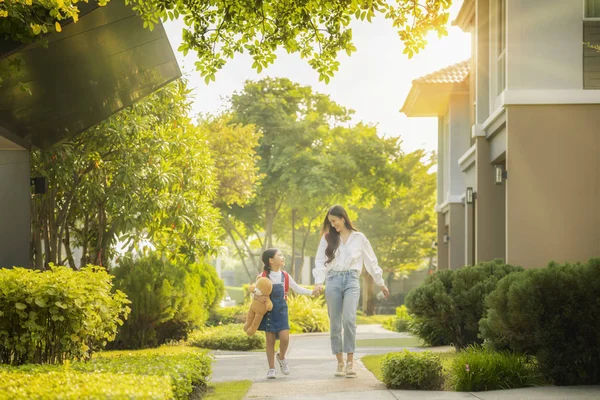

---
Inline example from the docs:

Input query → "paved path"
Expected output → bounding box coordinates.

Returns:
[210,325,600,400]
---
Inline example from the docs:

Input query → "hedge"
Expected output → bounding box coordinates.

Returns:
[188,324,265,351]
[381,350,444,390]
[0,347,212,400]
[0,370,173,399]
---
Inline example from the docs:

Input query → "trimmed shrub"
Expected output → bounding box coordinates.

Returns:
[480,259,600,385]
[111,254,224,349]
[0,370,173,399]
[188,324,265,351]
[451,346,544,392]
[0,265,130,365]
[406,260,522,350]
[0,347,211,400]
[288,294,329,334]
[381,350,444,390]
[207,305,247,326]
[408,317,452,346]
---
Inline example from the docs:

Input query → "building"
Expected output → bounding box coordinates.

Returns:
[402,0,600,270]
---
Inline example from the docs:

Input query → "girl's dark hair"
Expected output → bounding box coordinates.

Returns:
[320,205,357,265]
[261,248,279,274]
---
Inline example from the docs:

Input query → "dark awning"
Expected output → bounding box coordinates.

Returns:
[0,1,181,149]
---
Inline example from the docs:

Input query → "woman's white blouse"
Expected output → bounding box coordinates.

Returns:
[313,231,385,286]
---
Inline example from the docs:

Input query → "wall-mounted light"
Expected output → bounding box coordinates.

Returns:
[443,234,449,244]
[494,165,508,185]
[30,177,47,194]
[466,187,475,204]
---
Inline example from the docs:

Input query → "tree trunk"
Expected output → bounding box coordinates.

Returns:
[80,214,89,267]
[362,273,375,316]
[63,224,77,270]
[291,208,296,280]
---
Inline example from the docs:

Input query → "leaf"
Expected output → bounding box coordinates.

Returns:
[55,21,62,33]
[15,303,27,310]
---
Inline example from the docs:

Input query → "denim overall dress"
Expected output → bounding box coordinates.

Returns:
[258,273,289,333]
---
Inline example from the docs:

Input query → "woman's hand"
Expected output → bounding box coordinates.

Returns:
[380,285,390,298]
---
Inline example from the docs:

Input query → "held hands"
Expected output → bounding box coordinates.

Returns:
[311,284,323,297]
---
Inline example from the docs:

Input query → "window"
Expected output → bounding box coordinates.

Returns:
[585,0,600,18]
[497,0,506,94]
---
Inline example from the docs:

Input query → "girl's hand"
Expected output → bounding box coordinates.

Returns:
[311,287,321,297]
[255,295,268,304]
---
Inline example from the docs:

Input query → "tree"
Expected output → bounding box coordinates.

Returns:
[30,79,222,269]
[1,0,452,82]
[202,113,263,280]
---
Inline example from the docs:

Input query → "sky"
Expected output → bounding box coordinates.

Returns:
[162,2,471,156]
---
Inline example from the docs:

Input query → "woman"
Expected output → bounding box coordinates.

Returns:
[313,205,389,378]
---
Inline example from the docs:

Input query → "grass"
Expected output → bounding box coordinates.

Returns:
[225,286,246,304]
[356,314,393,325]
[362,350,457,389]
[200,380,252,400]
[356,337,424,348]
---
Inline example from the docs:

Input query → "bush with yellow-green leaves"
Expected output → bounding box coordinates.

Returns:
[0,265,130,365]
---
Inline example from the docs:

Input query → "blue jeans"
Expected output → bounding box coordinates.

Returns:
[325,270,361,354]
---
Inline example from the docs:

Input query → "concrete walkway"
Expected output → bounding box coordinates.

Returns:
[210,325,600,400]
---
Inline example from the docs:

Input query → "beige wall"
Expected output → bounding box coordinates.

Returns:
[437,213,449,270]
[448,204,466,269]
[475,136,506,262]
[506,105,600,268]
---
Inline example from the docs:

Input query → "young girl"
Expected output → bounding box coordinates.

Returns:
[255,248,317,379]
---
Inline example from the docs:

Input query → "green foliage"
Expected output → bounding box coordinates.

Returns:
[203,380,252,400]
[111,254,224,349]
[0,370,173,399]
[3,0,453,82]
[207,305,247,327]
[0,346,211,400]
[76,351,212,399]
[383,305,413,332]
[381,350,444,390]
[480,259,600,386]
[451,346,544,392]
[356,150,437,278]
[407,317,452,347]
[405,260,523,350]
[0,265,130,365]
[288,295,330,334]
[188,324,265,351]
[31,79,221,269]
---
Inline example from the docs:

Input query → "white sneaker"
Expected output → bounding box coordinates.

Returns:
[266,368,276,379]
[276,353,290,375]
[334,362,345,377]
[345,361,357,378]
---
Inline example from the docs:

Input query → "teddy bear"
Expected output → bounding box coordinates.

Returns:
[243,277,273,336]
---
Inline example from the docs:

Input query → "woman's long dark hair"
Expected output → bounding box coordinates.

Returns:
[261,248,279,274]
[320,205,357,265]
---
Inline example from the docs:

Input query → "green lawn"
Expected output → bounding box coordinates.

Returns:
[225,286,246,304]
[362,351,457,387]
[200,380,252,400]
[356,337,424,348]
[356,314,393,325]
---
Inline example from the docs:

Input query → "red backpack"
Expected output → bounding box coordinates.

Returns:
[260,270,290,301]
